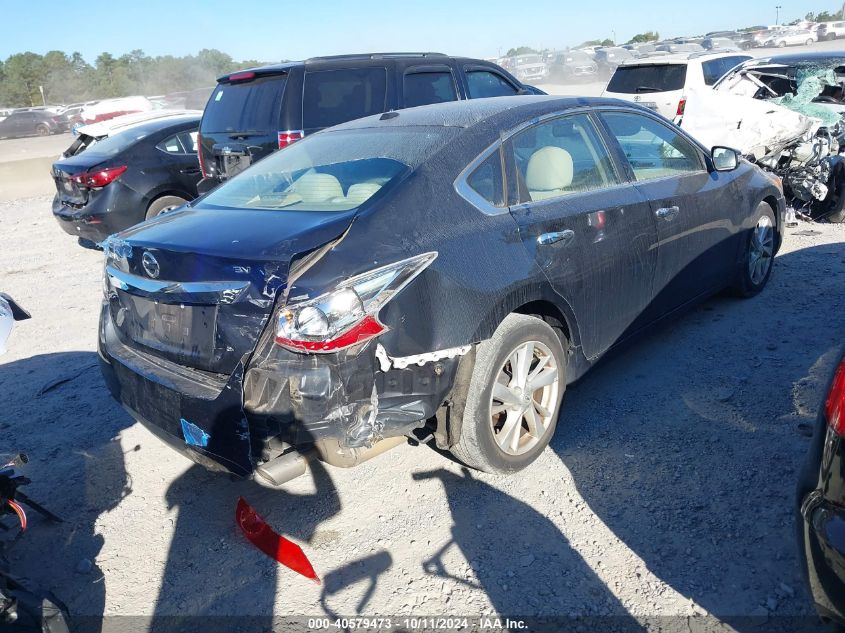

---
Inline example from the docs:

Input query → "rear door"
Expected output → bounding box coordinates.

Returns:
[153,127,202,197]
[599,109,740,318]
[506,111,658,359]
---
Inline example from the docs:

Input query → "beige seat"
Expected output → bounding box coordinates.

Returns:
[345,182,382,205]
[291,173,343,203]
[525,146,574,201]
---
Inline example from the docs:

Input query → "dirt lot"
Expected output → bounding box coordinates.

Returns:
[1,190,843,629]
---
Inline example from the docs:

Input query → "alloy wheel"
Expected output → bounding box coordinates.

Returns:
[748,215,774,285]
[489,340,560,456]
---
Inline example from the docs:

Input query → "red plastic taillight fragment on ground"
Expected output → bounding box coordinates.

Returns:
[235,496,320,584]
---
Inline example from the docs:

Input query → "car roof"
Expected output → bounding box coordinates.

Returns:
[217,53,478,81]
[325,95,641,133]
[747,52,845,66]
[98,114,200,140]
[76,110,202,139]
[620,51,749,66]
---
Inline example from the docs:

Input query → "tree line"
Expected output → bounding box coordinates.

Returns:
[0,49,265,108]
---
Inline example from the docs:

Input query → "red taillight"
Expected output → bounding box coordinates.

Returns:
[825,357,845,436]
[197,132,207,178]
[275,314,384,353]
[278,130,304,149]
[676,98,687,117]
[71,165,127,189]
[228,71,256,82]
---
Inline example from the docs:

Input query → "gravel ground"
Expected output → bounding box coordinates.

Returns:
[1,194,843,631]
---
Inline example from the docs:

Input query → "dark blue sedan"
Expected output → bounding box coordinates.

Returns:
[96,96,785,483]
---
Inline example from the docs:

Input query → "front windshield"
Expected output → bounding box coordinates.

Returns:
[516,55,542,65]
[199,126,456,212]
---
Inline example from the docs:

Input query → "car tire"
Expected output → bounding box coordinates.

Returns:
[730,202,776,298]
[145,195,188,220]
[806,39,814,46]
[778,41,787,47]
[35,124,50,136]
[450,313,566,474]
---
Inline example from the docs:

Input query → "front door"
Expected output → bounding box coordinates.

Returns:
[600,110,740,318]
[506,112,659,359]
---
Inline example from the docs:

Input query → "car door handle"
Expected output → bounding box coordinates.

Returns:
[537,229,575,246]
[655,206,680,220]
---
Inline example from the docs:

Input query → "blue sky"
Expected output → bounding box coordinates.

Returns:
[3,0,822,62]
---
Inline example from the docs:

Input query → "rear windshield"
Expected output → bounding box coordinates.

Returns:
[70,126,151,159]
[606,64,687,94]
[199,126,457,212]
[201,74,286,135]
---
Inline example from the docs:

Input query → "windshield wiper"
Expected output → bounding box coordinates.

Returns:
[635,86,662,93]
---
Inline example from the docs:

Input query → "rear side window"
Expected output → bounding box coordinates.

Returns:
[466,70,519,98]
[511,113,619,203]
[606,65,687,94]
[303,67,387,131]
[403,72,458,108]
[202,75,286,134]
[466,150,504,207]
[701,56,749,85]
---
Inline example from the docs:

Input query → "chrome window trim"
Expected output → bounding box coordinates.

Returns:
[453,142,508,216]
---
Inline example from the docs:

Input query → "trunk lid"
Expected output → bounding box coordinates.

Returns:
[105,206,355,375]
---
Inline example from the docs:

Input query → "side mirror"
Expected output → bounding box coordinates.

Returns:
[711,146,740,172]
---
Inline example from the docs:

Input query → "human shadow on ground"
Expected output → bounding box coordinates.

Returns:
[0,351,134,633]
[549,242,845,630]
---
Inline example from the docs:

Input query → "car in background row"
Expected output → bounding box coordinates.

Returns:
[98,95,783,483]
[602,51,752,122]
[797,349,845,626]
[702,37,741,51]
[62,110,203,158]
[656,43,705,54]
[52,114,201,247]
[593,47,635,78]
[817,21,845,41]
[549,50,597,81]
[198,52,542,191]
[0,110,67,138]
[765,29,817,48]
[510,54,549,83]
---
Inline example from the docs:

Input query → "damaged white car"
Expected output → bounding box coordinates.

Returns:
[680,53,845,222]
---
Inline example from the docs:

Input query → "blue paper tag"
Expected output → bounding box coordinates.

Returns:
[180,418,210,448]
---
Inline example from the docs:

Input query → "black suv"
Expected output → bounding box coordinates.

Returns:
[197,52,540,192]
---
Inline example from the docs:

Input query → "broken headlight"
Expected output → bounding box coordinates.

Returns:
[275,252,437,353]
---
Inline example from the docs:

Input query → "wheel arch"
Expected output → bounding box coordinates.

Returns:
[471,283,582,353]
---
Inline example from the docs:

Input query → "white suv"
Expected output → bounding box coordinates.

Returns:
[601,52,751,122]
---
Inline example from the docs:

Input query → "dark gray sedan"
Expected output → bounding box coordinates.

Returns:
[98,96,785,483]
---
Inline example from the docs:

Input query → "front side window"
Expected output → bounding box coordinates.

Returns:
[466,70,519,98]
[602,111,703,181]
[303,67,387,131]
[403,71,458,108]
[510,113,619,203]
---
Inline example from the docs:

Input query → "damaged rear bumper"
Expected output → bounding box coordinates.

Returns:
[98,303,460,477]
